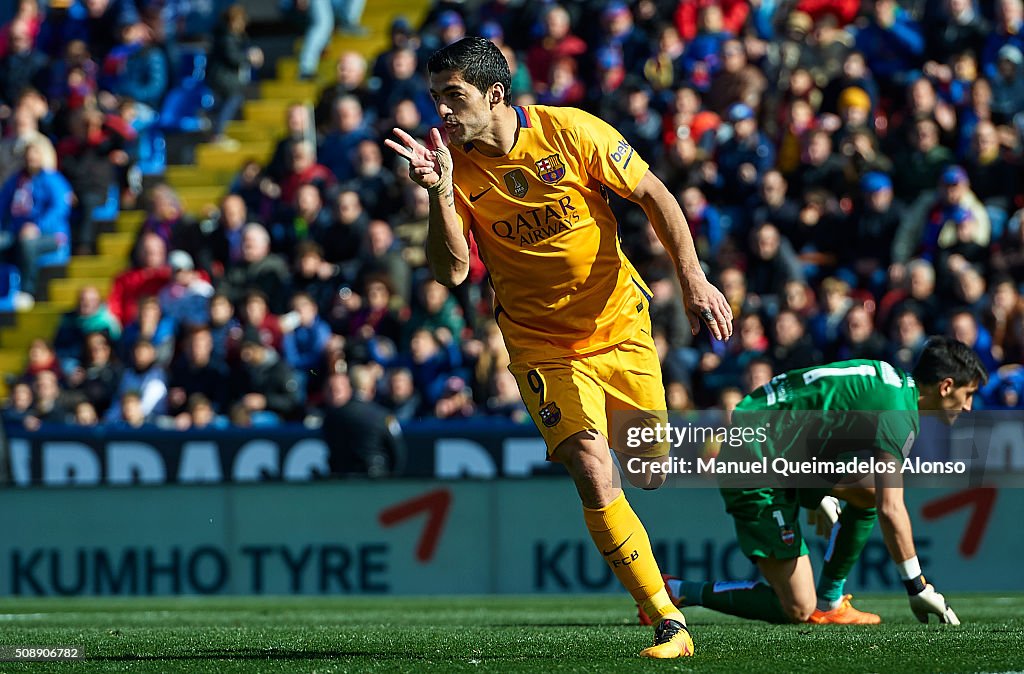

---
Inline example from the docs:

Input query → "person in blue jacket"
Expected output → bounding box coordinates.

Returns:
[0,134,71,303]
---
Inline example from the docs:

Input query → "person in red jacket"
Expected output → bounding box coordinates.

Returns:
[107,231,171,325]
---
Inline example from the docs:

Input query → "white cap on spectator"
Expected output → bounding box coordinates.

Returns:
[169,250,194,272]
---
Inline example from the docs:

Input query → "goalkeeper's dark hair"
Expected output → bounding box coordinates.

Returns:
[426,37,511,105]
[912,336,988,387]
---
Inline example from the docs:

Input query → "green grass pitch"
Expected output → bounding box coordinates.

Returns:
[0,594,1022,673]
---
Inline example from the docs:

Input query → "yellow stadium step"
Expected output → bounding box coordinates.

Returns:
[48,278,112,309]
[0,315,62,349]
[243,99,297,125]
[177,186,225,214]
[97,232,135,258]
[194,146,273,173]
[117,210,146,228]
[224,122,275,143]
[165,165,237,187]
[261,80,318,101]
[67,256,126,278]
[0,349,27,379]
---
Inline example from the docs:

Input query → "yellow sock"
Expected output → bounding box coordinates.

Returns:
[582,492,685,624]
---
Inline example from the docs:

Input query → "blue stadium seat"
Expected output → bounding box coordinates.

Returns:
[0,263,21,312]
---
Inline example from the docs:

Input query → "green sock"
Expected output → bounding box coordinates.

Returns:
[816,506,877,606]
[700,580,793,623]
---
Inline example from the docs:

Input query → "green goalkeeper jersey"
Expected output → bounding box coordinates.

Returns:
[730,359,920,463]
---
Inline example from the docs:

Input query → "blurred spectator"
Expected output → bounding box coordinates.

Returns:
[282,291,331,393]
[404,279,465,347]
[485,367,529,422]
[182,393,230,430]
[23,369,71,429]
[379,366,419,422]
[851,0,924,97]
[991,46,1024,125]
[984,276,1024,363]
[834,304,887,361]
[346,274,404,346]
[949,309,999,371]
[2,380,33,425]
[108,390,147,428]
[322,371,403,477]
[964,121,1016,238]
[347,138,400,221]
[57,106,129,255]
[982,0,1024,76]
[882,259,944,334]
[230,333,302,423]
[888,307,929,370]
[0,106,40,185]
[208,292,242,363]
[65,331,122,417]
[100,21,168,109]
[271,183,331,259]
[924,0,988,63]
[0,19,48,108]
[716,104,775,208]
[280,140,335,205]
[316,188,366,268]
[158,250,213,328]
[289,0,333,80]
[139,184,202,255]
[266,103,313,186]
[104,339,167,423]
[206,5,262,146]
[891,117,954,202]
[292,240,342,316]
[220,223,292,314]
[72,400,98,427]
[674,0,747,42]
[527,5,586,95]
[120,295,175,365]
[238,290,283,353]
[319,95,374,183]
[706,38,767,115]
[109,231,170,325]
[315,52,372,133]
[372,46,433,123]
[53,285,121,369]
[167,326,229,415]
[358,219,410,303]
[770,308,823,372]
[746,223,802,301]
[0,133,70,303]
[23,336,60,380]
[844,172,901,292]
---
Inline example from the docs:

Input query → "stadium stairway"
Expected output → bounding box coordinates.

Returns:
[0,0,430,399]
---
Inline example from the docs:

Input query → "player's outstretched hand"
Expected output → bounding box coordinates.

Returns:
[384,127,452,192]
[909,584,961,625]
[683,275,733,341]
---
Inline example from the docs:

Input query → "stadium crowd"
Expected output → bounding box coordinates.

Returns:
[2,0,1024,434]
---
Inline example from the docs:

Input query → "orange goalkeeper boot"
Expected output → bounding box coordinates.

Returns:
[808,595,882,625]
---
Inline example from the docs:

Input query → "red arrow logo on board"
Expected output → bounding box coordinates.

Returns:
[921,487,997,558]
[378,489,452,563]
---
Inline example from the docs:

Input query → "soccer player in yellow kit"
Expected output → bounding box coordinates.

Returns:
[386,37,733,658]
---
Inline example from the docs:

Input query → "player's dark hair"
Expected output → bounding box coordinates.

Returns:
[427,37,512,105]
[912,336,988,387]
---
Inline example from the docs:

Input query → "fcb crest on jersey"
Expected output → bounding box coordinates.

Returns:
[539,401,562,428]
[535,154,566,184]
[503,168,530,198]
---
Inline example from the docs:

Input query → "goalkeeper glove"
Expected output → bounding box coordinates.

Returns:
[807,495,841,537]
[900,557,960,625]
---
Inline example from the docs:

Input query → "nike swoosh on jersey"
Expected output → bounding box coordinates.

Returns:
[602,533,633,556]
[469,187,493,202]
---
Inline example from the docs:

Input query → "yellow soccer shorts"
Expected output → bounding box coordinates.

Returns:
[509,329,669,460]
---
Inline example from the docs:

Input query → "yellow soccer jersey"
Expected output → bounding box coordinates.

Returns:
[450,105,654,364]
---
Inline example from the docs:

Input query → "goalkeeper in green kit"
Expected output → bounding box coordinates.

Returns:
[638,337,985,626]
